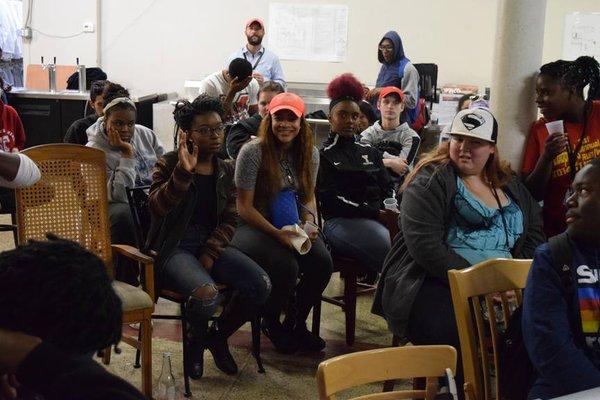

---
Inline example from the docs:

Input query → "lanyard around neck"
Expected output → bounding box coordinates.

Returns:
[491,186,510,250]
[565,104,590,181]
[243,48,265,71]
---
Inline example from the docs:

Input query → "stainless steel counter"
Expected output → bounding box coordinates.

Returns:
[8,88,158,102]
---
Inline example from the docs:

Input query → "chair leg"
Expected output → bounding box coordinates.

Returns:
[140,318,153,398]
[181,303,192,398]
[383,335,402,391]
[251,316,265,373]
[134,328,142,368]
[101,345,111,365]
[343,268,358,346]
[312,298,322,336]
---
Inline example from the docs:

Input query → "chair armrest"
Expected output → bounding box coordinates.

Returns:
[111,244,155,300]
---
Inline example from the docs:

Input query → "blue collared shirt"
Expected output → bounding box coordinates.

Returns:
[226,45,286,88]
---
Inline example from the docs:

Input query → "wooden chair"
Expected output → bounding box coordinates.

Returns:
[312,203,400,346]
[126,185,265,398]
[14,144,155,398]
[317,345,457,400]
[448,258,532,400]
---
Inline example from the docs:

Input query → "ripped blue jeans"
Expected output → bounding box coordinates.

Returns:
[162,226,271,326]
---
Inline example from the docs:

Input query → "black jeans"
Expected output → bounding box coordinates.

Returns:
[108,202,139,285]
[231,224,333,327]
[408,277,464,399]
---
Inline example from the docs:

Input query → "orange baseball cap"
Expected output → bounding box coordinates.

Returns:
[268,92,305,117]
[379,86,405,102]
[246,18,264,29]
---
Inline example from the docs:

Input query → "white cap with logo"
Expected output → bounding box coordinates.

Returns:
[449,108,498,144]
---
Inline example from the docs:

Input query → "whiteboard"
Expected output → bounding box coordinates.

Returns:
[268,3,348,63]
[563,12,600,60]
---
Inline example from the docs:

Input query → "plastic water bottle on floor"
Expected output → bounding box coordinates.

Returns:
[156,352,177,400]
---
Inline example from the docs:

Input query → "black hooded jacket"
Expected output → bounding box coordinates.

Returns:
[375,31,419,110]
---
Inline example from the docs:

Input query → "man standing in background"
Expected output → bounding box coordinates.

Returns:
[226,18,286,88]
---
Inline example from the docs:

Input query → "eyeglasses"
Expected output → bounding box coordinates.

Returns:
[188,124,225,137]
[378,45,394,52]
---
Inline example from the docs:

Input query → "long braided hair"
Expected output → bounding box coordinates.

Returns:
[540,56,600,110]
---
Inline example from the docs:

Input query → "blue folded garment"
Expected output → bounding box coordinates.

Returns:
[270,188,300,229]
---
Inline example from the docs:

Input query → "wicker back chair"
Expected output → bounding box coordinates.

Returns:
[15,144,155,397]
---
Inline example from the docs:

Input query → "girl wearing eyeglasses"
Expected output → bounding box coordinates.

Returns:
[373,108,544,396]
[147,94,270,379]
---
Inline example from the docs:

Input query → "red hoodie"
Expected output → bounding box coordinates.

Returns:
[0,100,26,152]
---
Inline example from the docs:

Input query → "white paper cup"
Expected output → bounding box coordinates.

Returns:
[302,221,319,236]
[545,120,564,135]
[282,224,312,255]
[383,197,399,211]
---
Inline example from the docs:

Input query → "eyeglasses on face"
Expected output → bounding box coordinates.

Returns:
[379,45,394,52]
[188,124,225,137]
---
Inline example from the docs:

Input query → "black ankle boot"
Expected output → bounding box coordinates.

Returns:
[185,324,207,380]
[206,327,238,375]
[293,323,326,351]
[261,319,299,354]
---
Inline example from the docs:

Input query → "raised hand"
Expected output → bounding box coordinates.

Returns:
[229,76,253,94]
[107,127,134,158]
[177,131,198,173]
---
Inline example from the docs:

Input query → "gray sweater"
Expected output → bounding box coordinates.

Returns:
[86,118,165,203]
[360,121,421,167]
[372,163,545,339]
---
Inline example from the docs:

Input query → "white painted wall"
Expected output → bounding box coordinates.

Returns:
[21,0,600,95]
[22,0,97,67]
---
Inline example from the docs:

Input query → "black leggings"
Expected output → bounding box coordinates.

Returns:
[408,277,464,399]
[108,202,138,285]
[231,224,333,327]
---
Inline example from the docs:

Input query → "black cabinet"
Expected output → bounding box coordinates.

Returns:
[7,93,159,148]
[7,97,63,147]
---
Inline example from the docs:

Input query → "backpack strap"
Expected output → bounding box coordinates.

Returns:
[548,233,586,348]
[548,233,573,289]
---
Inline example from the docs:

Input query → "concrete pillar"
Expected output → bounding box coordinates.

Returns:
[491,0,547,171]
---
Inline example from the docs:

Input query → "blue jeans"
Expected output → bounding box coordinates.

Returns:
[162,245,271,326]
[323,217,391,272]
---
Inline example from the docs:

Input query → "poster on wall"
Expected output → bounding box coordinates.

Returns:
[268,3,348,62]
[562,12,600,60]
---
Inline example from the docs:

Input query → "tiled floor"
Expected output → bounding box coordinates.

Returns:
[0,216,409,399]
